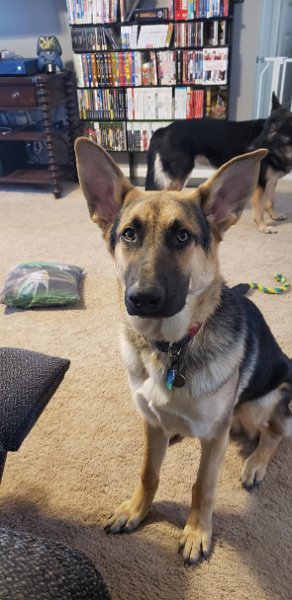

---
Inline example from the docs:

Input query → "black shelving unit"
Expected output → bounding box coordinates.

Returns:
[66,1,234,180]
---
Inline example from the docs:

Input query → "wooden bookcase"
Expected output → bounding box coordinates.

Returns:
[0,71,79,198]
[66,1,234,179]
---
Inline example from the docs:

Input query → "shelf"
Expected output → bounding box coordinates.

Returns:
[73,44,231,53]
[77,84,227,89]
[0,166,72,185]
[70,16,233,27]
[81,118,177,122]
[69,2,233,173]
[0,126,70,142]
[0,100,69,112]
[0,70,78,196]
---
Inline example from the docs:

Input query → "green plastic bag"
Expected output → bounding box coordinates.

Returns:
[0,262,84,308]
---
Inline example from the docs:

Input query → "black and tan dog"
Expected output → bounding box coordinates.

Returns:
[75,138,292,564]
[145,93,292,234]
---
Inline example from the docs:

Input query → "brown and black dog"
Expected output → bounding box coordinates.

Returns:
[75,138,292,564]
[145,93,292,233]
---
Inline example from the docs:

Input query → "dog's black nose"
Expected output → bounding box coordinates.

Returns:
[126,286,165,316]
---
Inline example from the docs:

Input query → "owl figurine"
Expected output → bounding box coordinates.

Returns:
[37,36,63,73]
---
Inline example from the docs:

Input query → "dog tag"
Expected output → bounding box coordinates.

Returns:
[165,365,186,390]
[173,372,186,387]
[165,368,176,390]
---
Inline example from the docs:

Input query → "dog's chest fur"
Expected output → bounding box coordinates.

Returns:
[121,318,245,440]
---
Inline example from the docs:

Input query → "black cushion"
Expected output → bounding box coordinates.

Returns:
[0,347,70,452]
[0,527,110,599]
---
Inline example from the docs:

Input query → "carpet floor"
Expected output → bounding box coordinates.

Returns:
[0,178,292,600]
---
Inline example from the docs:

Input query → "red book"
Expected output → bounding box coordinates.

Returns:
[175,0,188,21]
[223,0,229,17]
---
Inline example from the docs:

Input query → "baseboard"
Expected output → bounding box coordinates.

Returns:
[115,156,292,184]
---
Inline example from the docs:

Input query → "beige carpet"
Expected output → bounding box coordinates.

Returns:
[0,178,292,600]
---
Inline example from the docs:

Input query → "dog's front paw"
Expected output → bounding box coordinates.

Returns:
[259,224,278,234]
[105,498,149,534]
[241,454,268,489]
[178,523,212,565]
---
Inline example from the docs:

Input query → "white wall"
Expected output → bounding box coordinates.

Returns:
[0,0,73,67]
[228,0,262,120]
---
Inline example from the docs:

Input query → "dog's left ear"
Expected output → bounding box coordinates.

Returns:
[200,149,268,235]
[75,137,134,231]
[271,92,281,111]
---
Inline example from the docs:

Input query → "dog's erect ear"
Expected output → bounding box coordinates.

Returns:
[75,137,134,230]
[271,92,281,111]
[199,149,268,235]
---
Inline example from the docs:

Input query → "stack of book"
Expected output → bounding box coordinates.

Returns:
[174,22,203,47]
[126,88,173,120]
[77,88,126,119]
[174,20,228,47]
[174,88,204,118]
[174,0,230,20]
[127,121,172,151]
[120,25,139,49]
[80,120,127,150]
[73,51,145,87]
[137,24,173,48]
[156,51,176,85]
[66,0,120,24]
[176,47,228,85]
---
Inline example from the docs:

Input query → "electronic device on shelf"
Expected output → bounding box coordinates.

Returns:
[0,58,39,76]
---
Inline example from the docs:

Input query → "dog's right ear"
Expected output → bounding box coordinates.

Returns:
[75,137,134,231]
[199,149,268,236]
[271,92,281,111]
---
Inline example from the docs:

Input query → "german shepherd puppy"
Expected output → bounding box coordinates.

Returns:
[145,93,292,234]
[75,139,292,564]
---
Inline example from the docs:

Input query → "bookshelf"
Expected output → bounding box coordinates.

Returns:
[66,0,234,179]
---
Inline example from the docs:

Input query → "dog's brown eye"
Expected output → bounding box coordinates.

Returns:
[122,227,136,242]
[177,228,191,244]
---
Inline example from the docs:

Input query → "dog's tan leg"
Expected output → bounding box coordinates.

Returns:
[241,428,282,489]
[179,423,230,564]
[105,420,169,533]
[264,178,286,221]
[251,186,277,233]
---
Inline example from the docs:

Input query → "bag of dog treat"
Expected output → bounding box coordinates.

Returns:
[0,261,84,308]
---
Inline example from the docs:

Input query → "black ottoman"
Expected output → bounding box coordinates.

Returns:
[0,347,70,481]
[0,527,110,599]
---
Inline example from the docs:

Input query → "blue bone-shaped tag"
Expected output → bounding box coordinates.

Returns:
[166,368,176,390]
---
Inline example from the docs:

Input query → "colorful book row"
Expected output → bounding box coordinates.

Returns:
[66,0,176,24]
[66,0,230,25]
[176,47,228,85]
[73,47,229,88]
[77,88,126,119]
[174,0,230,20]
